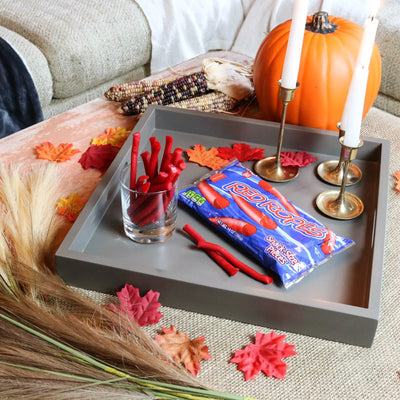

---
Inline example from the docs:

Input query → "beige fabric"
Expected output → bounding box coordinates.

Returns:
[75,107,400,399]
[375,2,400,113]
[374,93,400,120]
[0,0,151,99]
[0,26,53,107]
[42,63,149,119]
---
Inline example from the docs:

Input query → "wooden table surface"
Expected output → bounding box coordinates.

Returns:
[0,50,257,243]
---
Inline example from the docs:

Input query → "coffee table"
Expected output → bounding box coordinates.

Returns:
[1,50,399,400]
[0,50,256,242]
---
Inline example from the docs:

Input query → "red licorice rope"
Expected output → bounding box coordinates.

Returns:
[130,132,141,190]
[148,137,161,179]
[129,134,186,227]
[182,224,273,284]
[160,135,174,172]
[182,224,238,276]
[197,241,273,284]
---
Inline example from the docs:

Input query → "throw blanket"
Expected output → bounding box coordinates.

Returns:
[0,37,43,139]
[136,0,244,74]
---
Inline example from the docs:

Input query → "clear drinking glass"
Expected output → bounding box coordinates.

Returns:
[119,163,178,244]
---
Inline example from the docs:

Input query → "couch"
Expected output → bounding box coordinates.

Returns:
[0,0,399,121]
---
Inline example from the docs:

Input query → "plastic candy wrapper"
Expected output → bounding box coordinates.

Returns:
[179,161,354,288]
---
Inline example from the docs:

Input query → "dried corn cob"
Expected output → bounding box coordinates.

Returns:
[119,72,211,115]
[167,91,239,113]
[104,78,171,102]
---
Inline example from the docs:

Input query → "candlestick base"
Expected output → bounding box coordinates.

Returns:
[315,136,364,220]
[316,123,362,186]
[254,156,299,182]
[254,81,299,183]
[316,189,364,220]
[316,159,362,186]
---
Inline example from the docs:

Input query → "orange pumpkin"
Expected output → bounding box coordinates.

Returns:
[253,11,382,132]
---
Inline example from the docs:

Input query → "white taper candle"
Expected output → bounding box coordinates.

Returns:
[341,0,380,147]
[341,67,369,147]
[280,0,309,89]
[354,16,378,71]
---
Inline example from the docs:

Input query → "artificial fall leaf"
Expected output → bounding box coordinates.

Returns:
[56,193,87,222]
[108,283,163,326]
[230,331,297,381]
[186,144,227,169]
[78,144,119,170]
[35,141,80,162]
[91,127,131,148]
[217,143,265,162]
[394,171,400,192]
[280,151,318,167]
[155,325,211,376]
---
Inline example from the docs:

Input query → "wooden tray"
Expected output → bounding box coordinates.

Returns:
[55,106,390,347]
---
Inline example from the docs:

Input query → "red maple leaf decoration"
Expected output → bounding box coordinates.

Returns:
[230,331,297,381]
[217,143,265,162]
[78,144,119,170]
[108,284,163,326]
[280,151,318,167]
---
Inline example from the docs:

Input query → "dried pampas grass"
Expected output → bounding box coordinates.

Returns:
[0,163,63,275]
[0,164,249,399]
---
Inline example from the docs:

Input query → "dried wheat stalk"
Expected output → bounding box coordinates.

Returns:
[0,164,250,399]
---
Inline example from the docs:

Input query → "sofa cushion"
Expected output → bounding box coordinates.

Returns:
[0,0,151,100]
[374,0,400,116]
[42,64,149,120]
[0,26,52,107]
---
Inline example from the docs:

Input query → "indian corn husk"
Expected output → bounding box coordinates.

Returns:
[104,78,172,102]
[120,72,210,115]
[167,91,239,113]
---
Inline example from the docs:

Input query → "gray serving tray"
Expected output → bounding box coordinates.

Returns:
[56,106,389,347]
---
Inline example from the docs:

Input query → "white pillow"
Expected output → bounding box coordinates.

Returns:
[136,0,245,74]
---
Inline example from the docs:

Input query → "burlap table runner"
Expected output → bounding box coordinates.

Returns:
[74,106,400,400]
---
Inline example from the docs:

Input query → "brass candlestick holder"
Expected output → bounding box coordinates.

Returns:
[316,122,362,186]
[316,137,364,220]
[254,80,299,182]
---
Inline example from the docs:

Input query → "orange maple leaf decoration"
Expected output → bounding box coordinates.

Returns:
[186,144,227,170]
[36,141,80,162]
[155,325,211,376]
[91,127,131,148]
[56,193,87,222]
[394,172,400,192]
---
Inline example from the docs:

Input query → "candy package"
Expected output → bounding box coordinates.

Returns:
[179,161,354,288]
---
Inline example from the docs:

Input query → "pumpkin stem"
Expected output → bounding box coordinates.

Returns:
[305,11,338,34]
